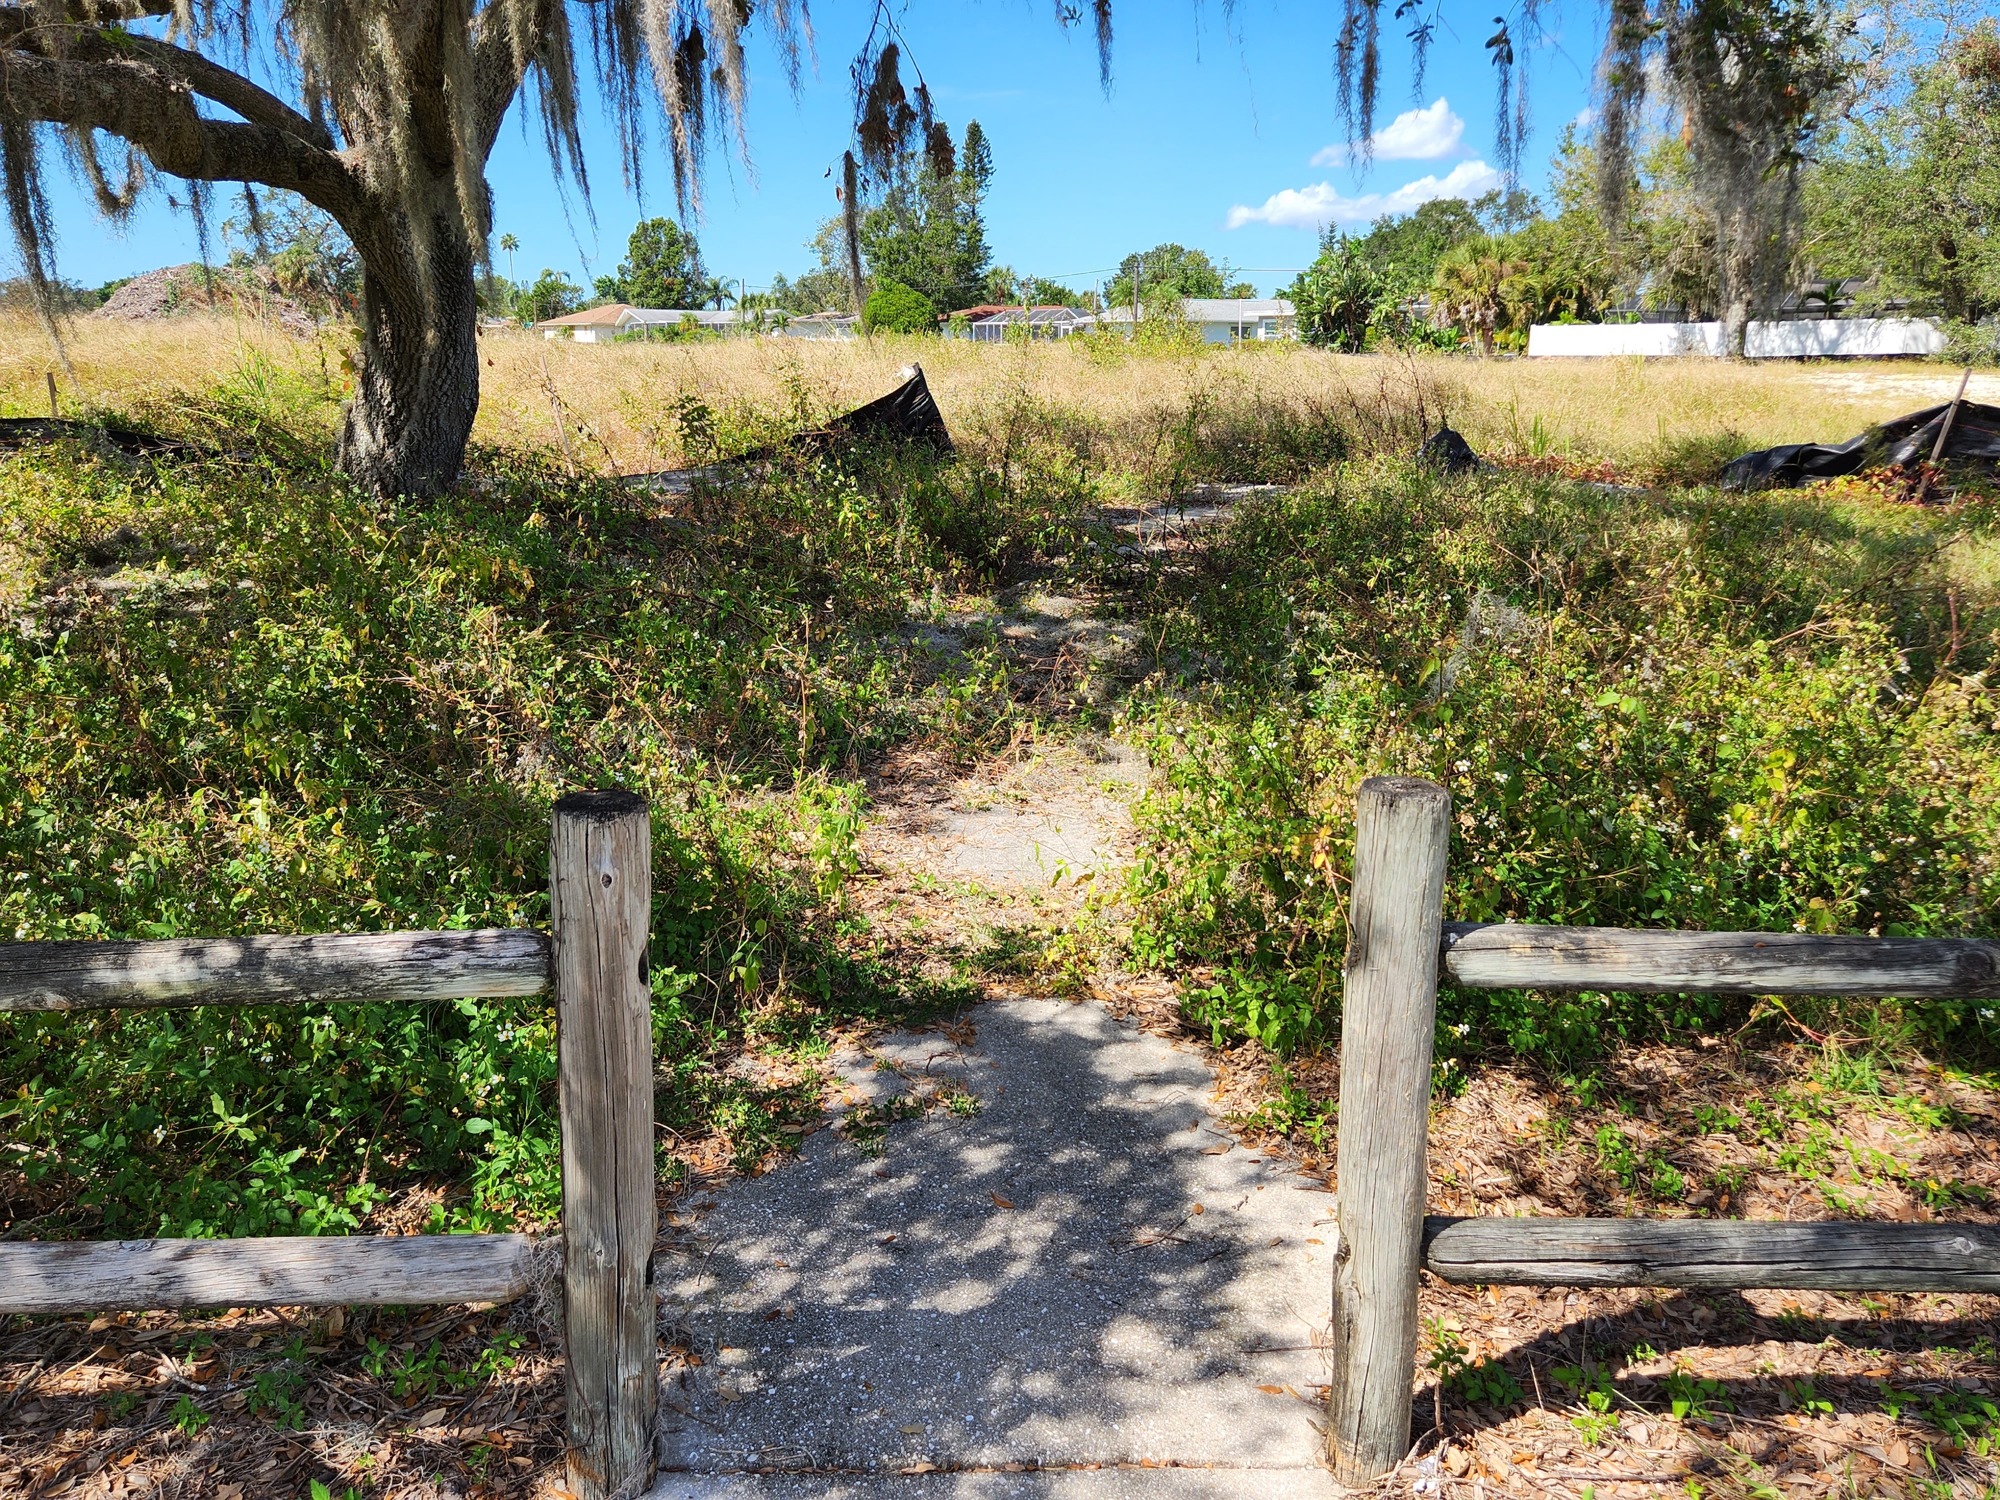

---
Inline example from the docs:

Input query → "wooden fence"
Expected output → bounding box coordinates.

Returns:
[1328,776,2000,1484]
[0,790,657,1500]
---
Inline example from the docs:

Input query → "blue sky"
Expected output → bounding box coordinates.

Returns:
[30,1,1602,300]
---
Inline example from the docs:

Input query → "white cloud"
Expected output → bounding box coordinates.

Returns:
[1226,159,1505,230]
[1310,98,1465,166]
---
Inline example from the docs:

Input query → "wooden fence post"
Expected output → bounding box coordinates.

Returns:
[1327,775,1451,1484]
[552,791,657,1500]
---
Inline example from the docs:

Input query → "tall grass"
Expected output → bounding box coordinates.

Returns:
[2,312,1981,479]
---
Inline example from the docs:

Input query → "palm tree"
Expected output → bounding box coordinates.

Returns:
[1432,238,1525,356]
[498,233,519,289]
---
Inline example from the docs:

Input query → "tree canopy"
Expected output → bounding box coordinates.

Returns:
[1105,244,1254,313]
[594,218,706,309]
[863,279,938,333]
[1804,24,2000,327]
[856,122,994,315]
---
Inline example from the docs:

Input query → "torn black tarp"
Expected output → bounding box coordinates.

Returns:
[629,363,951,492]
[779,362,952,460]
[0,416,205,459]
[1722,400,2000,491]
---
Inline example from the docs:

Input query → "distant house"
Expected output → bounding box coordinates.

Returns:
[779,311,861,341]
[533,303,746,342]
[945,304,1096,341]
[533,303,634,343]
[1101,297,1297,344]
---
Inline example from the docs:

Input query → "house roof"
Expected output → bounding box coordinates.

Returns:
[949,303,1087,321]
[973,306,1095,327]
[1180,298,1296,321]
[534,303,632,328]
[623,307,743,325]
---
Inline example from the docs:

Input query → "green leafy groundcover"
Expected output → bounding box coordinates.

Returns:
[0,430,1088,1239]
[1126,464,2000,1071]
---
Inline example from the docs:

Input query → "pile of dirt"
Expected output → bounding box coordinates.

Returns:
[95,263,319,337]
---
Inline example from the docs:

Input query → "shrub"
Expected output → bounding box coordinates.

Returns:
[862,279,937,335]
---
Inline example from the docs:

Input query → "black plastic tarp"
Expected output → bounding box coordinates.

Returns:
[1722,400,2000,491]
[0,416,201,458]
[629,364,952,492]
[782,362,952,459]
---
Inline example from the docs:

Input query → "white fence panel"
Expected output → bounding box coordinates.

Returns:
[1527,317,1945,359]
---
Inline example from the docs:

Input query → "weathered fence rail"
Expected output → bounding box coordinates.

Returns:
[0,927,551,1012]
[0,790,656,1500]
[1329,775,2000,1484]
[1442,920,2000,998]
[0,1233,538,1313]
[1421,1216,2000,1292]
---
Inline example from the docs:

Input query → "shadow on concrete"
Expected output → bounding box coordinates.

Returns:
[651,998,1340,1495]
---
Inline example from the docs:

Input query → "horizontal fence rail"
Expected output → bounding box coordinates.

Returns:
[1328,777,2000,1484]
[0,1233,535,1315]
[1442,921,2000,998]
[0,927,551,1013]
[0,792,656,1498]
[1423,1217,2000,1293]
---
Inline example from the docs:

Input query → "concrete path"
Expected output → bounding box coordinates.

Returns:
[649,998,1344,1499]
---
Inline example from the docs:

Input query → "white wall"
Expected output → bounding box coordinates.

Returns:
[1527,322,1727,357]
[1745,318,1947,358]
[1527,318,1945,359]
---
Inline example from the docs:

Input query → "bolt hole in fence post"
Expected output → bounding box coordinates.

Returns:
[551,790,657,1500]
[1327,776,1451,1484]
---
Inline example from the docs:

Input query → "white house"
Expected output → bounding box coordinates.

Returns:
[778,311,860,341]
[533,303,746,342]
[946,304,1097,341]
[1101,297,1297,344]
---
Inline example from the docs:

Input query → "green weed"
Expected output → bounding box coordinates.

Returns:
[0,429,1067,1236]
[1663,1370,1732,1422]
[1427,1324,1523,1409]
[1555,1363,1621,1445]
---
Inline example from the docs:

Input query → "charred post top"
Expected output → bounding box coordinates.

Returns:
[553,789,648,822]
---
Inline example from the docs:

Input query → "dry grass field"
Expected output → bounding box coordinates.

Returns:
[2,310,1989,476]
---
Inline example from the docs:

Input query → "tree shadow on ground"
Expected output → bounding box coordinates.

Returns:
[654,997,1339,1481]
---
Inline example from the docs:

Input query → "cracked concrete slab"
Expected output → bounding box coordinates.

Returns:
[649,998,1342,1498]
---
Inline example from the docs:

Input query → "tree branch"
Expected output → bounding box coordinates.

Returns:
[120,37,337,151]
[0,11,335,150]
[0,51,362,215]
[470,0,554,154]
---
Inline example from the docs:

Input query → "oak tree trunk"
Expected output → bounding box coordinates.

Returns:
[1715,200,1759,360]
[336,214,482,499]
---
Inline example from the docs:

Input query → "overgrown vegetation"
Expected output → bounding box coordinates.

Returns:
[1127,465,2000,1067]
[3,329,1995,1256]
[0,365,1101,1238]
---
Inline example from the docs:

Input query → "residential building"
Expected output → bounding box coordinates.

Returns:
[1100,297,1297,344]
[779,311,861,341]
[533,303,746,342]
[944,304,1097,341]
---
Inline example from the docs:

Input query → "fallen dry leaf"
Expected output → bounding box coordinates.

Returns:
[990,1192,1015,1209]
